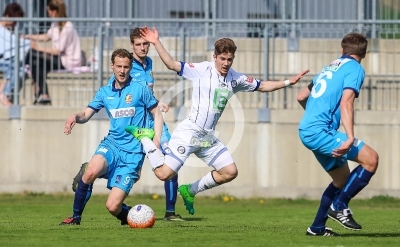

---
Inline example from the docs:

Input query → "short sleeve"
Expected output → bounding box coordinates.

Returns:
[232,75,260,93]
[177,61,210,80]
[142,84,158,110]
[88,88,104,111]
[343,64,365,98]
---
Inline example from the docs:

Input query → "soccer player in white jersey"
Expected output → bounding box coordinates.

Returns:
[297,33,378,236]
[125,26,309,215]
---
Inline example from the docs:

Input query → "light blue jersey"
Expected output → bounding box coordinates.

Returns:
[108,56,171,144]
[298,55,366,171]
[88,77,158,153]
[299,55,365,132]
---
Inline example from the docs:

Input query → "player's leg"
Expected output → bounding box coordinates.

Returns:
[159,130,184,221]
[300,130,347,235]
[163,174,185,221]
[306,155,348,236]
[329,142,378,229]
[178,142,236,215]
[106,151,144,225]
[125,125,187,181]
[60,154,108,225]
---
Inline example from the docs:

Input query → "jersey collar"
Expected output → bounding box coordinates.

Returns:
[133,57,149,69]
[340,54,356,60]
[112,76,132,92]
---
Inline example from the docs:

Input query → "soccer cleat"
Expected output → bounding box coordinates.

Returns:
[306,227,340,236]
[125,126,155,141]
[72,162,89,192]
[328,205,362,230]
[59,216,81,225]
[164,213,185,222]
[178,184,195,215]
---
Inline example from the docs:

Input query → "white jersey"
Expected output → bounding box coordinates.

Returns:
[178,61,260,131]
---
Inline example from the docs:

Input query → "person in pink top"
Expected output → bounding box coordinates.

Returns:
[23,0,81,105]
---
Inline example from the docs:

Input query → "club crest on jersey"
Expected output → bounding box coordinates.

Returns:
[188,63,194,68]
[245,77,254,83]
[177,146,186,154]
[149,70,153,78]
[231,80,237,88]
[125,94,132,104]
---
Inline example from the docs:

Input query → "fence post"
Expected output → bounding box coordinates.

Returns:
[258,26,270,123]
[9,22,21,119]
[97,24,104,88]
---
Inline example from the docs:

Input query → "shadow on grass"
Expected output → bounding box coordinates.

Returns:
[155,217,204,222]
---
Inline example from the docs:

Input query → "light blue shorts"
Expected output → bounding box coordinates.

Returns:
[299,129,365,171]
[94,139,145,193]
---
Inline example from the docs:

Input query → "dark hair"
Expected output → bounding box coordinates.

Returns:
[130,28,141,44]
[214,38,237,56]
[341,33,368,58]
[2,2,24,18]
[111,48,134,64]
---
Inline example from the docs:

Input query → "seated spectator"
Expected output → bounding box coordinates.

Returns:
[23,0,81,105]
[0,3,30,106]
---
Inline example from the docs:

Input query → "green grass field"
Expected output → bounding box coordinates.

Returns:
[0,193,399,247]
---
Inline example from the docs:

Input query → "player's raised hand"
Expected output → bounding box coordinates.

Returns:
[64,114,77,135]
[288,69,310,86]
[140,26,159,44]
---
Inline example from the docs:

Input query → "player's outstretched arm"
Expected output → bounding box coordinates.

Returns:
[256,69,309,93]
[297,82,313,109]
[140,26,181,72]
[64,108,96,135]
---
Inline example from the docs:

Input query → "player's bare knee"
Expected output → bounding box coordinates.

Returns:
[105,201,120,215]
[365,150,379,172]
[216,167,238,183]
[82,169,97,184]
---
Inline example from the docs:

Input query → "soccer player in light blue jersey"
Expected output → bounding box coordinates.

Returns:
[71,28,184,221]
[60,48,163,225]
[297,33,379,236]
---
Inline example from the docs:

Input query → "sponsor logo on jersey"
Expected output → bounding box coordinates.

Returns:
[125,94,132,104]
[134,73,140,77]
[188,63,194,68]
[231,80,237,88]
[97,147,108,153]
[245,77,254,83]
[110,107,136,118]
[220,82,227,88]
[107,97,114,100]
[177,146,186,154]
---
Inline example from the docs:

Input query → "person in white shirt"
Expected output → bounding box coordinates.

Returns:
[0,3,30,106]
[126,26,309,215]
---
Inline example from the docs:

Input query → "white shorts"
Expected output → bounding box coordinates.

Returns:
[163,119,234,172]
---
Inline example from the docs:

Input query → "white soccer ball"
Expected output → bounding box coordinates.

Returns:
[127,204,156,228]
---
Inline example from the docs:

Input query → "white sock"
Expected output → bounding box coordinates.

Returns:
[189,172,219,195]
[141,138,165,170]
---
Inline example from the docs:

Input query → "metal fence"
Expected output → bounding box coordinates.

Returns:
[1,0,400,111]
